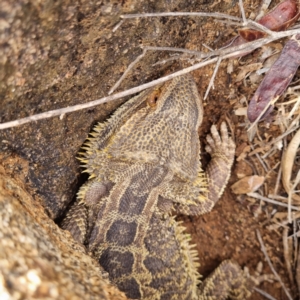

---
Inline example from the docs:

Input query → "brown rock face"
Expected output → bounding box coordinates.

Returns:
[0,158,127,300]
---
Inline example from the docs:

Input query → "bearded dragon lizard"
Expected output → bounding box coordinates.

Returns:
[62,74,258,299]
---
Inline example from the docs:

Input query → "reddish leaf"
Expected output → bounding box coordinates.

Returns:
[247,34,300,122]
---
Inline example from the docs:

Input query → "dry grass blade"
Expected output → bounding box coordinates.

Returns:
[297,242,300,296]
[247,193,300,211]
[287,95,300,119]
[247,96,279,133]
[267,211,300,230]
[255,0,272,20]
[283,227,295,287]
[108,48,147,95]
[108,46,206,95]
[269,194,300,205]
[249,144,269,173]
[120,12,242,22]
[288,171,300,222]
[204,57,221,100]
[256,230,293,300]
[273,165,282,196]
[282,129,300,205]
[278,113,300,222]
[254,287,278,300]
[238,0,247,24]
[248,122,300,157]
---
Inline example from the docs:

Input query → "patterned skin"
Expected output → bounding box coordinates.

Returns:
[62,74,256,299]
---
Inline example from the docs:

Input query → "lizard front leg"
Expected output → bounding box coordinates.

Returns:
[204,121,236,210]
[161,121,235,216]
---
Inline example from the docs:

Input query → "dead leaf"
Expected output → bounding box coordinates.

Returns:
[231,175,265,194]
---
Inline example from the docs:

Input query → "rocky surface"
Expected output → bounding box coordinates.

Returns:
[0,156,127,299]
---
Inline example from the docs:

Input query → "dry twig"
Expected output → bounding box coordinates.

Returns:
[283,227,295,287]
[120,12,242,22]
[204,57,221,100]
[248,193,300,211]
[282,128,300,212]
[256,230,293,300]
[296,238,300,296]
[254,287,278,300]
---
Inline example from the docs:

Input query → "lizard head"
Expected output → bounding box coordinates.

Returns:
[107,74,204,181]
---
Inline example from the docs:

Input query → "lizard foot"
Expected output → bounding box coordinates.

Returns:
[205,121,235,163]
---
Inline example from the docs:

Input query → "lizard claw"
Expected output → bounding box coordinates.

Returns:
[205,121,235,162]
[245,262,275,286]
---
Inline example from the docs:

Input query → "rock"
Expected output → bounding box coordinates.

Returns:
[0,160,127,300]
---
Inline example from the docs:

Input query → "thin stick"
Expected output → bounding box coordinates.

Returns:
[286,113,300,131]
[297,241,300,296]
[247,193,300,211]
[261,141,280,159]
[253,288,278,300]
[1,29,299,130]
[120,12,243,22]
[143,45,204,56]
[289,84,300,92]
[109,48,147,94]
[156,29,299,60]
[152,55,182,67]
[238,0,247,24]
[268,194,300,205]
[247,96,279,131]
[287,95,300,120]
[248,125,299,156]
[215,19,244,27]
[293,218,298,283]
[265,161,280,179]
[247,20,275,36]
[202,43,214,52]
[250,145,269,173]
[204,57,221,100]
[255,0,272,20]
[268,212,300,231]
[283,227,295,287]
[273,165,282,196]
[109,46,206,94]
[112,20,124,32]
[288,170,300,222]
[112,31,281,94]
[256,230,293,300]
[121,10,280,36]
